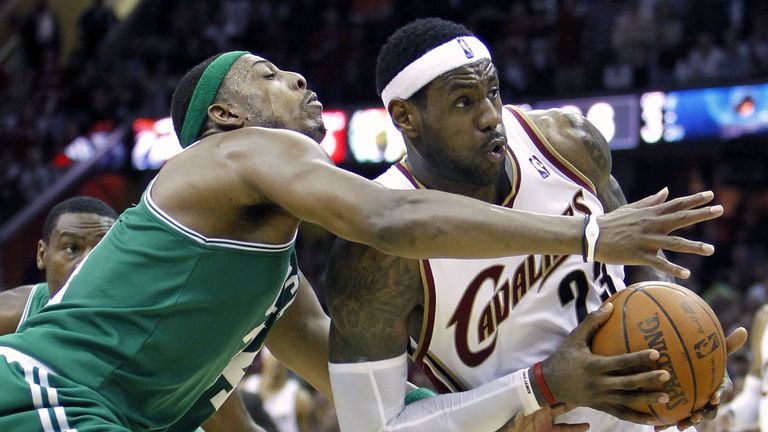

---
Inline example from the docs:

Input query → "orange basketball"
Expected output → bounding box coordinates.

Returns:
[590,281,727,426]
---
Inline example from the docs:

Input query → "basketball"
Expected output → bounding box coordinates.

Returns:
[590,281,727,426]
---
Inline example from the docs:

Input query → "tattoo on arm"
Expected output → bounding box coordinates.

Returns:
[326,239,422,363]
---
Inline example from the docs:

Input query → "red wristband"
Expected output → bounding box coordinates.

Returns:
[533,362,557,406]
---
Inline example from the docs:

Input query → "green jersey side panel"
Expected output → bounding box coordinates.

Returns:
[4,187,300,430]
[16,282,49,329]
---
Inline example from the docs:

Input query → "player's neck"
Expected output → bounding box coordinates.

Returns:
[403,158,510,204]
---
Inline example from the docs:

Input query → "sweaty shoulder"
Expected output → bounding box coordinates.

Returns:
[151,126,330,243]
[521,108,611,189]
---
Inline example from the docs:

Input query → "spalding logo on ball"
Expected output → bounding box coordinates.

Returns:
[591,281,727,426]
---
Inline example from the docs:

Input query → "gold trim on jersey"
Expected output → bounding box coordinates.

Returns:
[504,105,597,195]
[422,349,469,393]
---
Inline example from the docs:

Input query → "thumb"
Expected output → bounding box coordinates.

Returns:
[570,302,614,344]
[623,187,669,209]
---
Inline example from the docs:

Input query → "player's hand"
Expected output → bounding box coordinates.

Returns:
[539,302,671,425]
[497,405,589,432]
[595,189,723,279]
[658,327,748,431]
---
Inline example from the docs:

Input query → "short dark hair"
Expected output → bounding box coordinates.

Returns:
[375,18,474,97]
[170,53,221,142]
[42,197,118,243]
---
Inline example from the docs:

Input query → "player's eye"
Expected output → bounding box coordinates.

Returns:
[64,244,78,254]
[455,96,473,108]
[488,88,500,99]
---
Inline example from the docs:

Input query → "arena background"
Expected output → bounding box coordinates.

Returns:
[1,1,767,431]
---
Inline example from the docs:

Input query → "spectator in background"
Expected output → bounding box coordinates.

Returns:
[18,146,56,205]
[652,0,685,84]
[747,22,768,75]
[611,0,654,87]
[552,0,586,93]
[602,50,634,91]
[675,32,724,84]
[719,29,753,82]
[78,0,117,59]
[18,0,60,71]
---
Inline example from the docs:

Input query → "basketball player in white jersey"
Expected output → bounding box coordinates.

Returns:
[325,18,747,432]
[240,349,314,432]
[715,304,767,431]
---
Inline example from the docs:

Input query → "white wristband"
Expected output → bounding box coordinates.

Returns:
[585,215,600,263]
[517,368,541,415]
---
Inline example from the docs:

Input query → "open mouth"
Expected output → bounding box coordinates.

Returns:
[305,92,323,110]
[485,138,506,162]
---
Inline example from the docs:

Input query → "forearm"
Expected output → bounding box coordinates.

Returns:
[264,275,332,400]
[329,355,537,432]
[373,190,583,259]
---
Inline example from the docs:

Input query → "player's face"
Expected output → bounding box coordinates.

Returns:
[37,213,114,295]
[417,60,506,186]
[233,55,326,143]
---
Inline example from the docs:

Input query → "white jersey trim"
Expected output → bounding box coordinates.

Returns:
[144,178,296,252]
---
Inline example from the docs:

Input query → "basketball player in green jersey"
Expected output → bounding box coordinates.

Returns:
[0,197,116,335]
[0,51,724,431]
[0,197,264,432]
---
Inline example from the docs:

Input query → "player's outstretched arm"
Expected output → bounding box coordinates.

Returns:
[326,239,589,432]
[264,272,332,400]
[228,127,720,278]
[0,285,34,335]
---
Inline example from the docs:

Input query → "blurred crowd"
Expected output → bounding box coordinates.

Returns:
[3,0,768,219]
[1,0,768,430]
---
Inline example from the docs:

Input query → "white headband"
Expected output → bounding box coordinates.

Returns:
[381,36,492,108]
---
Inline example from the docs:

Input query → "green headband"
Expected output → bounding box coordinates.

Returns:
[179,51,249,147]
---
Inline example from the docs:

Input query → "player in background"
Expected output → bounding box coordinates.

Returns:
[325,18,747,432]
[240,348,314,432]
[0,196,116,334]
[0,50,726,431]
[714,304,768,432]
[0,197,268,432]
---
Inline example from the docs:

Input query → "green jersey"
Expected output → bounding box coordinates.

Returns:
[16,282,49,328]
[4,186,300,430]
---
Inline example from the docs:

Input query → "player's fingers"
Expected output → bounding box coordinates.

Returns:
[595,348,660,373]
[623,188,669,209]
[652,236,715,256]
[674,412,703,430]
[550,403,578,417]
[725,327,748,355]
[655,190,715,214]
[570,302,614,343]
[604,390,670,407]
[594,403,660,426]
[642,253,691,279]
[653,206,723,233]
[552,423,590,432]
[602,370,670,391]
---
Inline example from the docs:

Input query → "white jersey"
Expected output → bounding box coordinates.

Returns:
[375,105,662,431]
[240,375,300,432]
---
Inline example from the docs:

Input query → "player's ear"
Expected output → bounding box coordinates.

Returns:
[207,103,244,130]
[389,99,421,139]
[36,240,46,271]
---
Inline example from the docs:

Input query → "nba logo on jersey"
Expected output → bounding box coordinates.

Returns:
[457,38,474,59]
[528,155,550,179]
